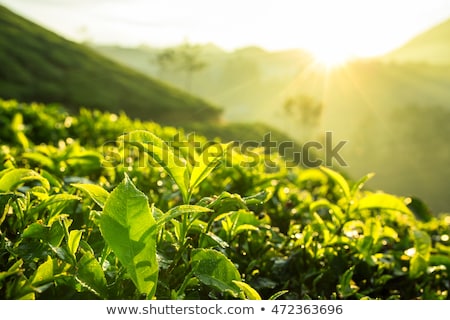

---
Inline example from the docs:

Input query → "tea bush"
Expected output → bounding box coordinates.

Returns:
[1,99,449,299]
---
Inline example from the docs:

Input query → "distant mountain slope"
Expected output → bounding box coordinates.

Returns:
[90,20,450,213]
[91,44,314,123]
[384,17,450,65]
[0,5,221,125]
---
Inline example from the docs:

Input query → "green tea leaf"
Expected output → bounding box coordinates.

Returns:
[363,218,382,244]
[413,230,431,259]
[72,183,110,208]
[100,174,158,298]
[48,219,65,247]
[22,152,55,170]
[350,172,375,196]
[30,256,54,289]
[337,267,358,298]
[191,248,241,296]
[189,143,226,192]
[268,290,289,300]
[0,168,50,192]
[320,166,350,200]
[232,280,261,300]
[27,194,81,219]
[120,130,189,203]
[406,196,433,222]
[358,193,412,215]
[0,192,15,225]
[156,205,212,227]
[429,254,450,269]
[0,260,23,282]
[310,199,345,223]
[22,222,49,240]
[409,254,428,279]
[68,230,83,258]
[409,230,431,278]
[76,251,107,298]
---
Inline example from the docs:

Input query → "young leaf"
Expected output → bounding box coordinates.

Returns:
[0,168,50,192]
[156,205,212,227]
[30,256,55,289]
[320,166,350,200]
[268,290,289,300]
[27,194,81,220]
[72,183,110,208]
[413,230,431,259]
[0,192,15,225]
[191,248,241,296]
[232,280,261,300]
[68,230,83,259]
[119,130,189,203]
[350,172,375,196]
[76,251,107,298]
[363,218,382,245]
[337,267,358,298]
[409,255,428,279]
[358,193,412,215]
[189,142,227,193]
[0,260,23,282]
[100,174,158,298]
[310,199,345,222]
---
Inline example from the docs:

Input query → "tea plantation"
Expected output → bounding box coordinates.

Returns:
[1,99,449,299]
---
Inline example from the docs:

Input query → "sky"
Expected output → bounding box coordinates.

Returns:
[1,0,450,63]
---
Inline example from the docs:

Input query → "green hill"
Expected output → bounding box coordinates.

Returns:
[384,17,450,65]
[0,5,222,125]
[90,28,450,214]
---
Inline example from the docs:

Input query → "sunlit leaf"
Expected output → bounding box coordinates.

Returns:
[310,199,345,222]
[232,280,261,300]
[358,193,412,215]
[0,168,50,192]
[413,230,431,259]
[409,230,431,278]
[189,142,227,192]
[119,130,189,203]
[191,248,241,296]
[320,166,350,200]
[30,256,54,289]
[363,218,382,244]
[410,254,428,279]
[72,183,110,208]
[156,205,212,227]
[100,174,158,298]
[0,192,15,225]
[337,267,358,298]
[76,251,107,298]
[350,172,375,196]
[68,230,83,259]
[268,290,289,300]
[22,152,55,170]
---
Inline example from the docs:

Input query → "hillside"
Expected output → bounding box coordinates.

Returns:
[91,44,314,123]
[0,5,222,125]
[384,17,450,65]
[91,27,450,214]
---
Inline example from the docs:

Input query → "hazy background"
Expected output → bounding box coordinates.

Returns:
[2,0,450,56]
[1,0,450,213]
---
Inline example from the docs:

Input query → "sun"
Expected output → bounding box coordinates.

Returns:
[308,46,353,68]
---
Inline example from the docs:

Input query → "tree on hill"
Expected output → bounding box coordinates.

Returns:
[283,94,323,141]
[154,41,207,91]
